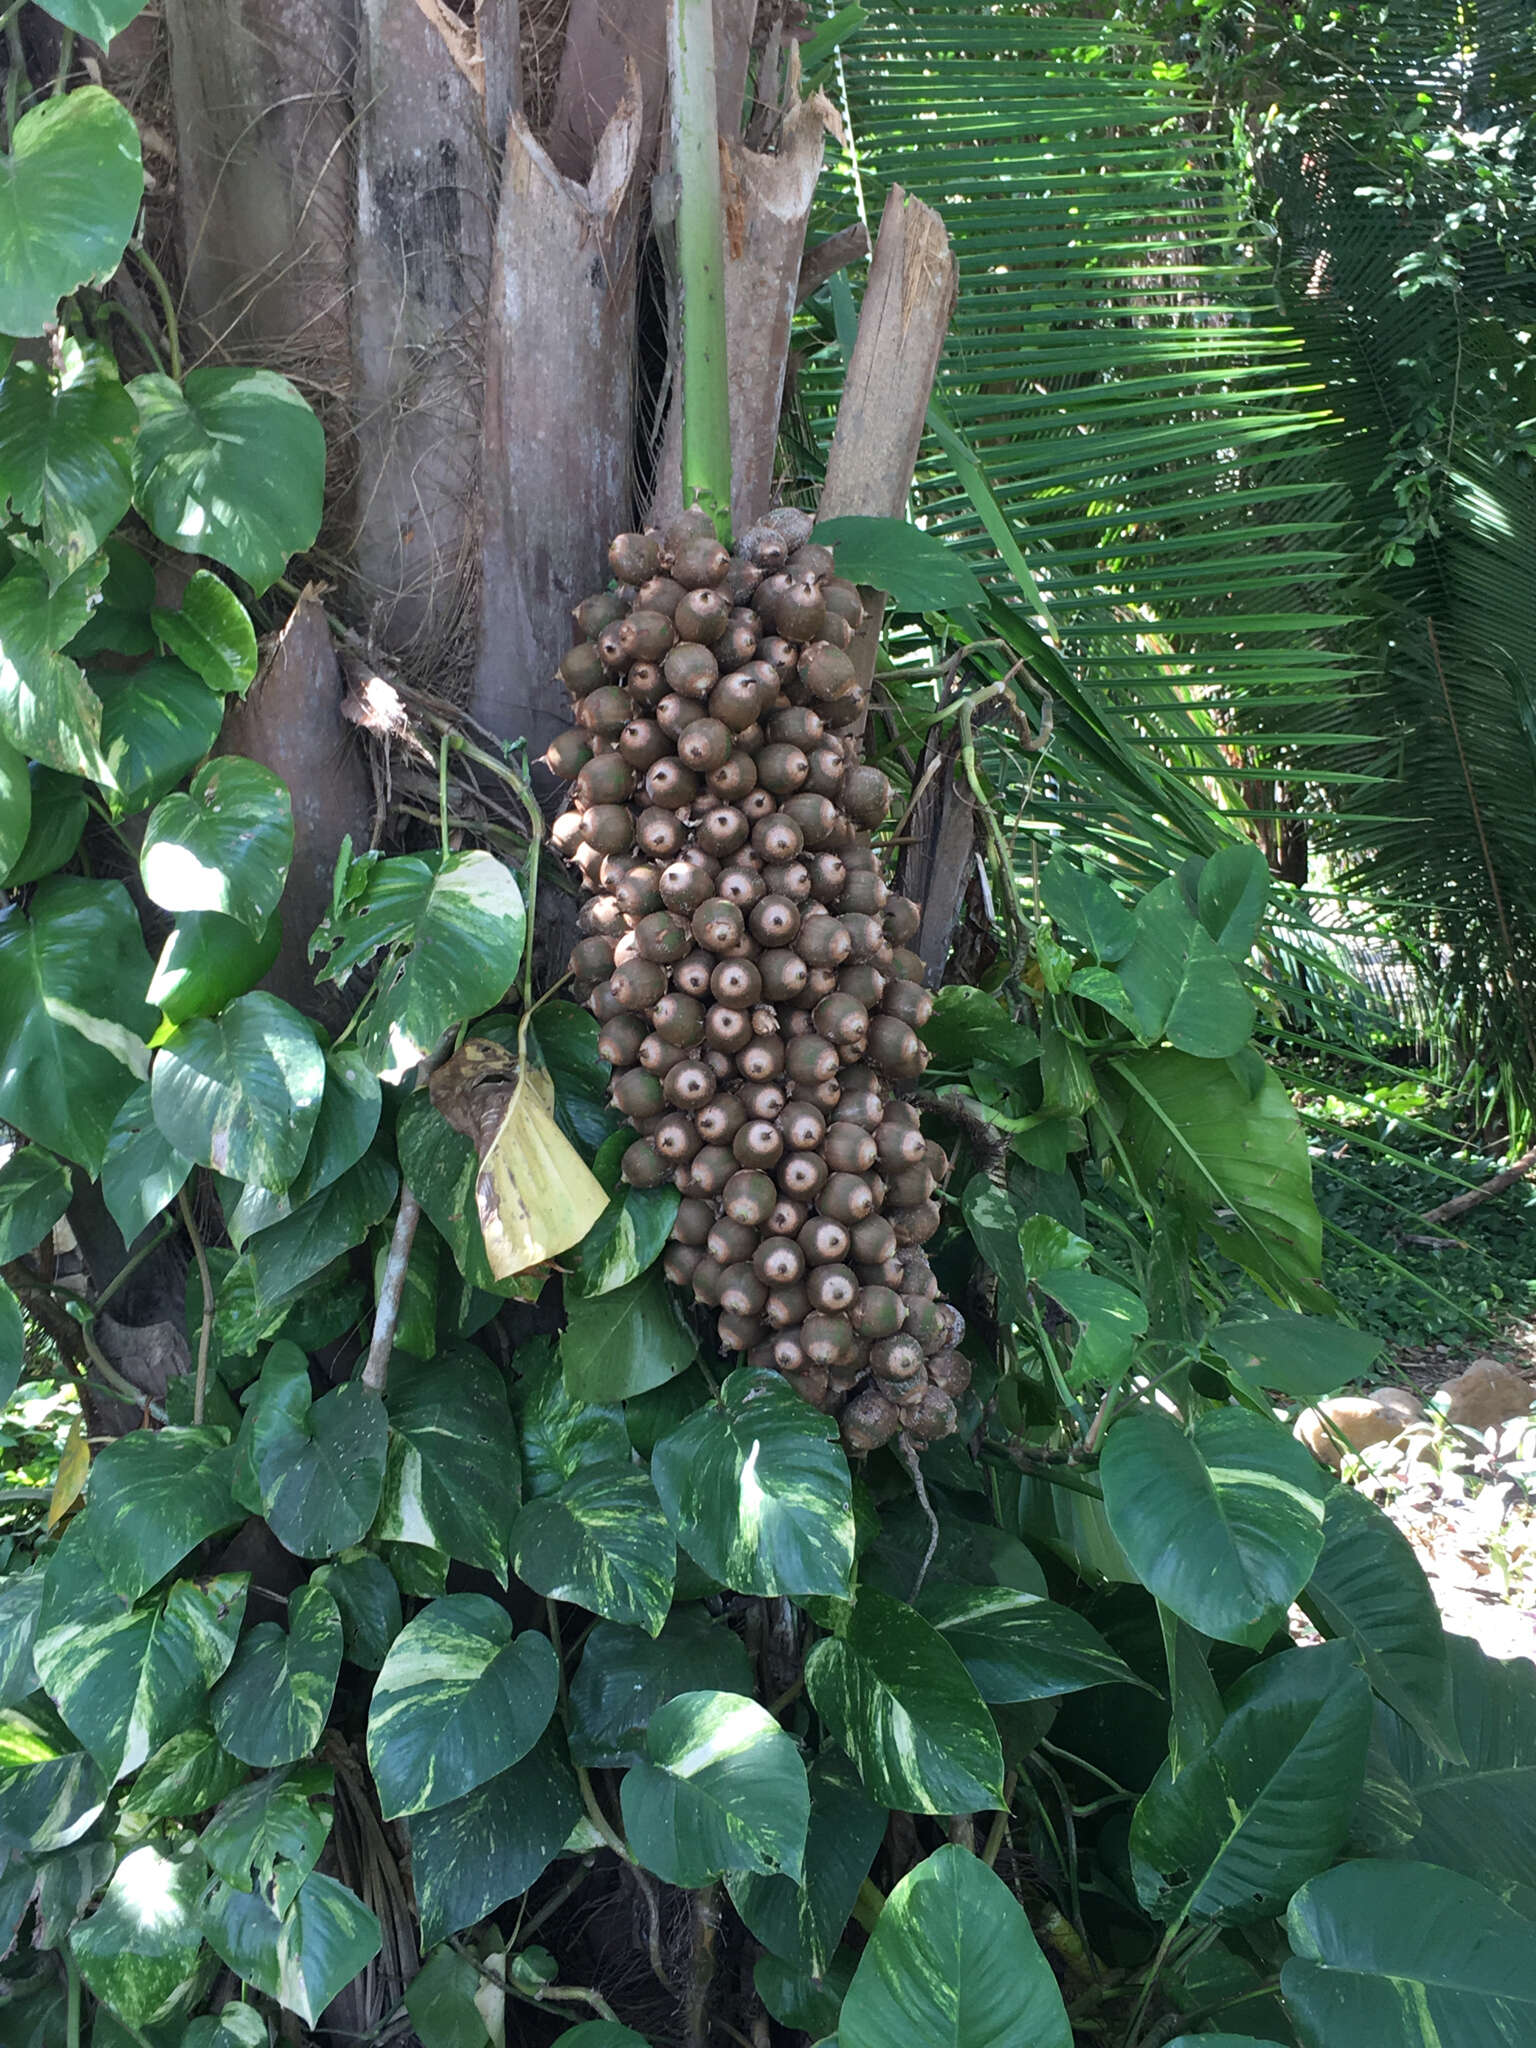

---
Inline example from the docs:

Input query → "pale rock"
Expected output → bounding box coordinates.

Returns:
[1437,1359,1535,1433]
[1294,1387,1425,1470]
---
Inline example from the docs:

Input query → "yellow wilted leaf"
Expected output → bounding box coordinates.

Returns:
[47,1418,89,1531]
[430,1029,608,1281]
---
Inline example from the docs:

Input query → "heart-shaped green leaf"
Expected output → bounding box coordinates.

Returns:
[651,1367,855,1599]
[152,569,259,695]
[1283,1858,1536,2048]
[919,1586,1137,1703]
[1115,877,1255,1057]
[201,1762,333,1906]
[0,875,155,1172]
[234,1350,387,1559]
[621,1689,810,1888]
[806,1590,1005,1816]
[200,1867,381,2027]
[94,657,223,818]
[0,1145,72,1263]
[512,1461,675,1635]
[147,908,283,1028]
[0,558,107,777]
[99,1081,192,1243]
[130,368,324,593]
[36,1521,247,1779]
[310,1551,401,1671]
[0,87,142,337]
[151,991,324,1191]
[2,763,87,885]
[0,732,28,875]
[1040,853,1134,963]
[1209,1312,1383,1404]
[84,1424,242,1600]
[838,1843,1073,2048]
[727,1751,887,1976]
[211,1581,342,1768]
[410,1729,583,1948]
[1130,1644,1372,1923]
[811,516,985,611]
[226,1049,381,1242]
[0,344,135,580]
[366,1593,559,1818]
[34,0,150,43]
[514,1339,629,1499]
[127,1727,246,1820]
[141,756,294,931]
[375,1346,520,1579]
[0,1562,44,1704]
[243,1150,398,1310]
[568,1609,755,1770]
[1100,1406,1327,1643]
[70,1841,204,2027]
[560,1267,697,1402]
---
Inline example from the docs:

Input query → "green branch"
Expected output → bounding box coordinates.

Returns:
[669,0,733,538]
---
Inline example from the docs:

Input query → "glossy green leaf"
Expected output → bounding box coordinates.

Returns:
[0,1561,44,1703]
[309,1551,401,1671]
[202,1763,332,1908]
[151,991,324,1191]
[65,533,152,658]
[514,1338,628,1498]
[567,1145,679,1298]
[0,344,134,580]
[130,368,324,593]
[410,1728,582,1947]
[1196,843,1269,961]
[1037,1268,1147,1384]
[526,998,625,1154]
[512,1461,675,1635]
[242,1361,387,1559]
[35,1524,247,1779]
[727,1751,887,1975]
[226,1049,382,1242]
[546,2027,653,2048]
[71,1841,204,2027]
[2,763,86,885]
[959,1177,1032,1324]
[27,1836,114,1950]
[181,2002,269,2048]
[0,87,143,336]
[621,1688,810,1887]
[404,1944,490,2048]
[210,1581,342,1768]
[0,1740,106,1853]
[0,1145,71,1262]
[1301,1485,1458,1759]
[920,987,1039,1074]
[141,757,294,932]
[0,874,153,1172]
[244,1149,398,1311]
[147,909,283,1028]
[349,853,526,1082]
[805,1590,1005,1815]
[1283,1859,1536,2048]
[1209,1311,1383,1403]
[94,658,224,820]
[1106,1049,1323,1299]
[366,1593,558,1818]
[33,0,150,45]
[1100,1406,1327,1642]
[199,1867,381,2026]
[1115,878,1255,1057]
[126,1726,246,1819]
[152,571,259,695]
[99,1081,192,1242]
[0,730,28,874]
[568,1608,755,1769]
[1367,1635,1536,1891]
[84,1425,242,1600]
[839,1843,1072,2048]
[1039,854,1134,962]
[755,1949,853,2038]
[812,516,985,610]
[1131,1643,1372,1923]
[396,1086,516,1298]
[0,558,106,777]
[918,1586,1136,1703]
[374,1346,519,1579]
[561,1267,697,1402]
[650,1367,854,1598]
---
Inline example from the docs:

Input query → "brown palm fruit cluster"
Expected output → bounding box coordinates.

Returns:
[544,505,970,1452]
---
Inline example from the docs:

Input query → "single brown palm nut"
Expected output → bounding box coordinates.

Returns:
[752,813,805,865]
[637,574,686,617]
[628,661,666,708]
[814,993,869,1048]
[820,1171,875,1225]
[607,958,665,1012]
[576,591,627,639]
[779,1102,826,1153]
[740,786,776,823]
[809,853,848,904]
[716,862,765,907]
[654,1112,701,1163]
[716,619,760,670]
[662,1059,716,1111]
[719,1262,768,1319]
[671,535,731,588]
[577,685,633,736]
[927,1352,971,1401]
[905,1386,958,1443]
[770,1328,808,1374]
[766,1195,808,1239]
[638,1034,685,1077]
[839,964,887,1011]
[800,641,858,701]
[881,980,933,1031]
[545,728,593,779]
[764,860,812,901]
[851,1284,906,1339]
[799,917,852,970]
[620,610,677,664]
[733,1119,784,1169]
[620,1137,669,1189]
[804,745,845,798]
[875,1120,927,1171]
[889,948,927,990]
[560,640,607,695]
[890,1199,941,1246]
[571,934,615,982]
[705,1003,752,1053]
[764,1281,810,1332]
[822,576,864,626]
[619,720,671,773]
[707,1215,758,1268]
[657,693,708,739]
[871,1331,925,1384]
[901,1297,951,1354]
[710,669,767,733]
[691,898,743,953]
[841,1386,902,1452]
[755,743,810,799]
[672,952,714,1000]
[782,1034,836,1087]
[806,1263,857,1314]
[879,893,920,944]
[697,807,750,859]
[885,1164,935,1208]
[664,1243,704,1289]
[783,793,839,848]
[859,1256,906,1291]
[610,530,660,583]
[839,868,888,917]
[803,1312,855,1368]
[823,1121,878,1175]
[774,574,828,643]
[672,1196,714,1247]
[588,978,624,1020]
[686,1146,738,1197]
[799,1215,851,1266]
[611,864,662,917]
[867,1013,926,1081]
[760,949,810,1001]
[632,912,688,966]
[750,894,801,947]
[778,1149,827,1200]
[736,1036,785,1083]
[696,1094,746,1143]
[663,640,719,698]
[649,993,703,1049]
[819,611,854,651]
[644,758,699,810]
[766,705,823,748]
[675,587,730,644]
[717,1309,766,1353]
[711,957,762,1007]
[690,1254,725,1305]
[839,765,893,827]
[723,1169,777,1227]
[597,1014,647,1067]
[754,1237,805,1287]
